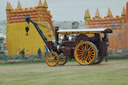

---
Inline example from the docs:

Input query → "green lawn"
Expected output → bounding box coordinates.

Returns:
[0,59,128,85]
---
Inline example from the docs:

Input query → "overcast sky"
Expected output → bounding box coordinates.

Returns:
[0,0,128,21]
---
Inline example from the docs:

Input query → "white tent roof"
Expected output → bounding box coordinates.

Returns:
[0,33,6,39]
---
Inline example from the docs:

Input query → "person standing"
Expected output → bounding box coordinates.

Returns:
[4,49,8,61]
[20,48,25,59]
[26,50,31,59]
[37,48,42,60]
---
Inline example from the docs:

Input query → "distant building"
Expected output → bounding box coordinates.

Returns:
[84,7,127,55]
[6,0,55,56]
[0,33,5,53]
[0,20,6,34]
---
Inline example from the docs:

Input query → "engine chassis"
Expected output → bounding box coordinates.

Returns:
[45,28,112,66]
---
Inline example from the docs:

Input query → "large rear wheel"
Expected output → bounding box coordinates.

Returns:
[45,52,58,67]
[74,41,98,65]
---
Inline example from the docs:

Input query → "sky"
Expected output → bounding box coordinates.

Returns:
[0,0,128,21]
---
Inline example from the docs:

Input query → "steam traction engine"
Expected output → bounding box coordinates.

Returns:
[25,16,112,67]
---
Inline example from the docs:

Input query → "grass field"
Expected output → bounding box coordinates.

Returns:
[0,59,128,85]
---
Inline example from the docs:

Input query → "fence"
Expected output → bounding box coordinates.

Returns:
[0,52,46,64]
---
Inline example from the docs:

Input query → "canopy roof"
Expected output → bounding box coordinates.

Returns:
[58,28,112,34]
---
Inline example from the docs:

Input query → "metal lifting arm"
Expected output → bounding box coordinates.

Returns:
[25,16,48,44]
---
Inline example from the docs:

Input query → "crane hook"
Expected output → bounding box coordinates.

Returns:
[25,26,29,36]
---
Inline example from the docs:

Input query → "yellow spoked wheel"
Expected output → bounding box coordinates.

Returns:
[45,52,59,67]
[74,41,98,65]
[58,54,67,65]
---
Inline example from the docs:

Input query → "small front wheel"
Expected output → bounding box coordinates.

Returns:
[58,54,67,65]
[45,52,59,67]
